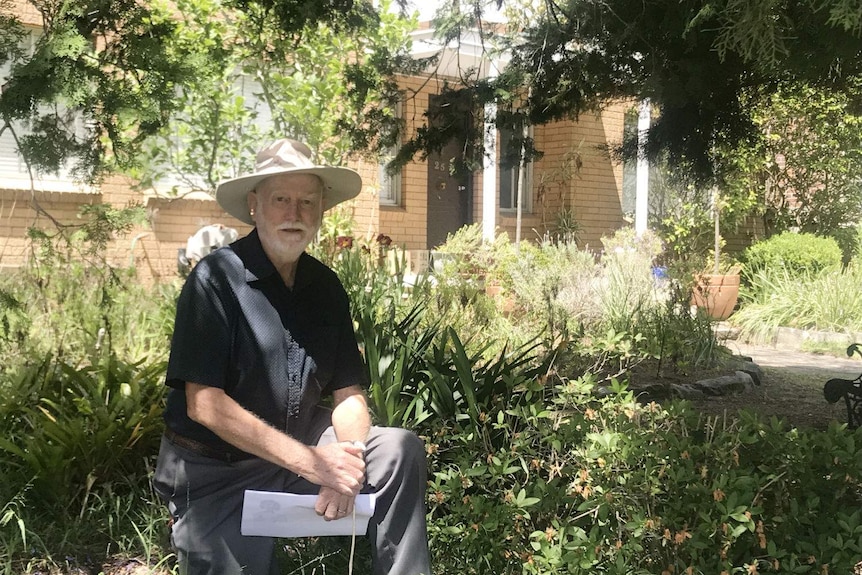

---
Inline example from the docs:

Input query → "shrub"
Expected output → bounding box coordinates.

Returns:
[504,238,600,341]
[0,263,177,371]
[596,227,664,335]
[733,263,862,340]
[0,352,169,570]
[425,378,862,575]
[273,374,862,575]
[0,255,175,570]
[741,232,842,280]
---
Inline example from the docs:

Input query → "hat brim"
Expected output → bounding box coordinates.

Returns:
[215,166,362,225]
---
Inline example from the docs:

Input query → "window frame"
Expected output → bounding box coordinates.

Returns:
[498,125,533,213]
[378,101,403,207]
[378,151,402,207]
[0,28,88,192]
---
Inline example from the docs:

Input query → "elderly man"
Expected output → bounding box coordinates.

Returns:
[152,140,431,575]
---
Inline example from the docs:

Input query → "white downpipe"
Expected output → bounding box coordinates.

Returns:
[635,99,650,236]
[515,122,528,247]
[482,64,500,243]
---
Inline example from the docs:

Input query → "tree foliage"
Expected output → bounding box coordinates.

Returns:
[723,80,862,249]
[0,0,418,187]
[407,0,862,183]
[3,0,861,205]
[0,0,195,182]
[133,0,420,194]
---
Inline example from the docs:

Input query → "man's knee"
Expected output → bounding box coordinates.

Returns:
[372,426,424,453]
[367,427,427,478]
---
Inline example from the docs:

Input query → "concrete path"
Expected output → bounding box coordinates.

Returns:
[725,340,862,379]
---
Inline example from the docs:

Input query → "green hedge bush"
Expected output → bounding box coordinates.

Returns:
[741,232,842,279]
[422,377,862,575]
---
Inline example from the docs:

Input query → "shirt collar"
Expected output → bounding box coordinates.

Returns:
[231,228,316,290]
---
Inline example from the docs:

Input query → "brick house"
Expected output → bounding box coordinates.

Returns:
[0,3,632,282]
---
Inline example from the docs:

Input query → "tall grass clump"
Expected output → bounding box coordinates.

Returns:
[724,231,862,343]
[593,228,666,340]
[0,353,169,565]
[733,263,862,341]
[0,226,178,571]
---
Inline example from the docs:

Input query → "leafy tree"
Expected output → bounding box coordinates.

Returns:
[134,0,419,195]
[0,0,417,185]
[4,0,861,217]
[0,0,195,182]
[722,80,862,253]
[397,0,862,185]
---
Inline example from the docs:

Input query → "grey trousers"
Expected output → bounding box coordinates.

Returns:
[152,426,431,575]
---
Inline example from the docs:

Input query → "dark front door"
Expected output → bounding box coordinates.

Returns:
[426,92,472,249]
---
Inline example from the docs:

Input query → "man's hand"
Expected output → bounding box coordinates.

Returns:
[309,386,370,520]
[183,383,369,503]
[305,441,366,496]
[315,486,356,521]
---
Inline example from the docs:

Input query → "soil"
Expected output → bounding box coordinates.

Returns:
[686,366,847,430]
[638,341,862,431]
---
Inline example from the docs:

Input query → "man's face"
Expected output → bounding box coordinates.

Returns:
[247,173,324,267]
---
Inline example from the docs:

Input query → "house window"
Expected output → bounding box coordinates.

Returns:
[621,107,639,218]
[0,28,86,192]
[378,101,402,206]
[378,149,401,206]
[499,126,532,212]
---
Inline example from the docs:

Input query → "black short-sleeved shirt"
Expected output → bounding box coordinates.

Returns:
[163,229,368,453]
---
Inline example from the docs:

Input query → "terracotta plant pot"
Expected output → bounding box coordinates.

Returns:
[691,273,740,320]
[485,282,515,315]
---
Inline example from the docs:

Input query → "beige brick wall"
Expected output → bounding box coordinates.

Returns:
[0,178,254,281]
[377,75,436,250]
[143,194,252,281]
[0,188,100,271]
[344,157,381,243]
[377,76,631,252]
[498,102,629,250]
[6,0,42,26]
[0,114,631,282]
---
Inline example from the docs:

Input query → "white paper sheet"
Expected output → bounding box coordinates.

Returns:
[241,490,376,538]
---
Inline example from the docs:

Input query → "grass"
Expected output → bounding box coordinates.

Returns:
[799,339,861,358]
[733,264,862,342]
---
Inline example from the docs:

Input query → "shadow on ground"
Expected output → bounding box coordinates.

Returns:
[687,341,862,430]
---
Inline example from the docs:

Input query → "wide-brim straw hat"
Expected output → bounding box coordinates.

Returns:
[215,139,362,225]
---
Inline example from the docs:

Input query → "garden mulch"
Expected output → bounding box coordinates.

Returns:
[686,339,862,431]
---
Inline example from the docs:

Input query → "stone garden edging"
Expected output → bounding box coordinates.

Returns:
[671,356,763,400]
